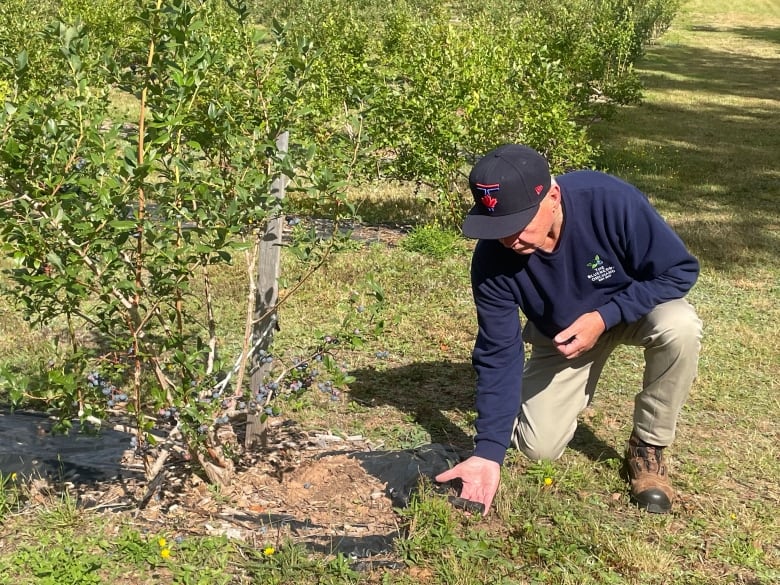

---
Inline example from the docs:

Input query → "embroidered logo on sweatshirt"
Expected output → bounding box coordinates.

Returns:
[586,255,603,269]
[586,254,615,283]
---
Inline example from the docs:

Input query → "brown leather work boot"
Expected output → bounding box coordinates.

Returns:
[625,433,674,514]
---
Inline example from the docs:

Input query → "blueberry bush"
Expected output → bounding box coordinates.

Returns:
[0,0,371,483]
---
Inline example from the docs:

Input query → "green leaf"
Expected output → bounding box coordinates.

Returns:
[15,50,28,73]
[109,220,138,231]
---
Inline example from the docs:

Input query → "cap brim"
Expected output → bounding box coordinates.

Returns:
[461,205,539,240]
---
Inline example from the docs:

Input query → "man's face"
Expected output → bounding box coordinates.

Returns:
[498,194,556,254]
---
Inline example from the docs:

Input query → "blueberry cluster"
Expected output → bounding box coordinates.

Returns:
[257,349,274,365]
[317,380,341,401]
[375,350,390,359]
[254,380,279,404]
[158,405,178,421]
[87,371,128,408]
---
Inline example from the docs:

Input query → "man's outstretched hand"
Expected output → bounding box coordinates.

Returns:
[435,455,501,514]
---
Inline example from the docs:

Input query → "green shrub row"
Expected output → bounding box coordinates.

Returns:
[256,0,681,222]
[1,0,681,224]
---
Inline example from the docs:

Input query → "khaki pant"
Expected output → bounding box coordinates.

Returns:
[512,299,702,461]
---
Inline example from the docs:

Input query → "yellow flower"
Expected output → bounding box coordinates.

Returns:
[160,548,171,559]
[158,537,167,548]
[9,472,16,481]
[263,546,275,556]
[730,513,737,520]
[544,477,553,486]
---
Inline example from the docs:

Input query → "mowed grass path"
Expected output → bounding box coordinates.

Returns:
[581,0,779,581]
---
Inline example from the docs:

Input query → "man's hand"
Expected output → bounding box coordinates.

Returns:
[553,311,606,359]
[435,455,500,514]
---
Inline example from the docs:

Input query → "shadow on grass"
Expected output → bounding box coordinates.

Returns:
[728,26,780,46]
[349,361,622,463]
[569,424,622,462]
[689,23,780,47]
[349,361,476,451]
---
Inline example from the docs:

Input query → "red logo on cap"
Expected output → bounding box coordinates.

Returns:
[534,184,544,196]
[480,194,498,212]
[476,183,500,212]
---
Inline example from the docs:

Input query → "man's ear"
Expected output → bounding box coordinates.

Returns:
[547,182,562,205]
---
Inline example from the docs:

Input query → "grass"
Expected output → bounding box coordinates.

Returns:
[1,0,779,583]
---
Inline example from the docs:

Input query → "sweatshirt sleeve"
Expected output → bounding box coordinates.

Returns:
[470,246,524,465]
[595,192,700,329]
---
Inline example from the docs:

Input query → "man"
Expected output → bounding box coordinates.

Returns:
[436,144,702,514]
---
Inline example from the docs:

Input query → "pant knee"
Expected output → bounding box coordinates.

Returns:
[649,302,702,351]
[513,423,572,461]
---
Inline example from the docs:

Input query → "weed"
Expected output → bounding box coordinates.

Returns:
[0,471,21,521]
[36,490,80,531]
[399,224,468,259]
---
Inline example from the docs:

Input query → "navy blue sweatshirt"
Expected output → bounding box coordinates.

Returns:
[470,170,699,464]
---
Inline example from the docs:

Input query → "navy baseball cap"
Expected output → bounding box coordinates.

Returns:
[462,144,551,239]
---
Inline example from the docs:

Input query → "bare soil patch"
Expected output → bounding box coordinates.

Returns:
[1,409,464,568]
